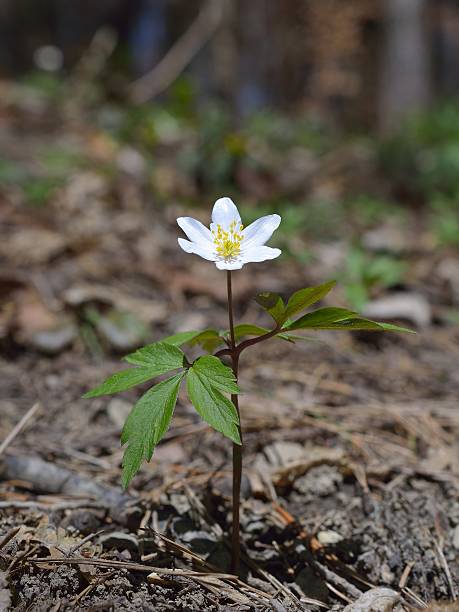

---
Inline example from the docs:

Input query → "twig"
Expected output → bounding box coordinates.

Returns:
[129,0,225,103]
[0,402,41,456]
[72,570,117,605]
[31,556,273,607]
[401,586,427,608]
[0,455,132,511]
[0,500,109,511]
[68,529,106,556]
[399,561,415,589]
[434,539,457,600]
[324,581,353,604]
[254,567,311,611]
[315,561,362,601]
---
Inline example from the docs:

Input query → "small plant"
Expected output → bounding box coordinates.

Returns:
[84,197,412,574]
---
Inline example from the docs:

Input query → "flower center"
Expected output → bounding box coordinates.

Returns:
[212,220,244,260]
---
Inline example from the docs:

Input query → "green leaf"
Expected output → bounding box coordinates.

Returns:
[284,280,336,320]
[330,318,413,332]
[287,313,415,333]
[83,366,165,398]
[254,292,285,324]
[316,318,386,331]
[186,360,241,445]
[232,323,299,344]
[121,372,184,488]
[190,330,226,352]
[191,356,239,394]
[285,307,358,330]
[375,322,415,334]
[163,329,225,352]
[123,341,185,369]
[279,333,319,343]
[233,323,271,340]
[163,330,202,346]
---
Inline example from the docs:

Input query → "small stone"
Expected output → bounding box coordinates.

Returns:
[168,493,191,515]
[116,147,146,177]
[317,530,343,545]
[96,310,147,351]
[294,465,343,497]
[31,323,78,355]
[363,293,431,328]
[380,562,395,584]
[343,587,399,612]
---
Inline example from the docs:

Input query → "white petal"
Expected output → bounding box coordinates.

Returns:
[241,246,281,264]
[215,259,244,270]
[242,214,281,248]
[178,238,216,261]
[177,216,213,245]
[211,197,241,230]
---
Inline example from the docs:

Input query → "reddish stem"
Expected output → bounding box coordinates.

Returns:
[226,271,242,575]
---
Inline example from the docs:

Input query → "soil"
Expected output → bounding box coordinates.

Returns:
[1,324,459,611]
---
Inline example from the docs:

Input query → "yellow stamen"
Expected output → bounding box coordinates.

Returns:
[212,221,243,260]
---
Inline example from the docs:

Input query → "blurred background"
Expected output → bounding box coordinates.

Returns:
[1,3,459,607]
[1,0,459,357]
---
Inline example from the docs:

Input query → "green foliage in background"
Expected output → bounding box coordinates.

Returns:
[429,194,459,248]
[342,247,407,310]
[380,102,459,198]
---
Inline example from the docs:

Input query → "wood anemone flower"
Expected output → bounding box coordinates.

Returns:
[177,197,281,270]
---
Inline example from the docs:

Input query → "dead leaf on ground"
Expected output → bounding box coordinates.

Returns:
[0,227,67,265]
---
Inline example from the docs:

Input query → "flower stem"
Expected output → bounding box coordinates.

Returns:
[227,271,242,575]
[227,270,236,349]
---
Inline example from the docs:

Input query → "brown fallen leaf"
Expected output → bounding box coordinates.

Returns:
[63,283,167,324]
[272,447,346,487]
[0,226,67,265]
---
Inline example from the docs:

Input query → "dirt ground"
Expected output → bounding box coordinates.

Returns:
[2,318,459,610]
[1,92,459,611]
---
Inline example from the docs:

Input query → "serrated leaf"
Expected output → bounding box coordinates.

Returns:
[284,280,336,320]
[186,364,240,445]
[285,307,358,330]
[121,372,184,488]
[254,292,285,324]
[191,356,240,394]
[83,366,164,398]
[123,341,185,369]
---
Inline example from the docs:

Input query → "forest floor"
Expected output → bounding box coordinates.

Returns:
[1,82,459,611]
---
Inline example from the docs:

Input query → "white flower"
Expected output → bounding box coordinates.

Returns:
[177,197,281,270]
